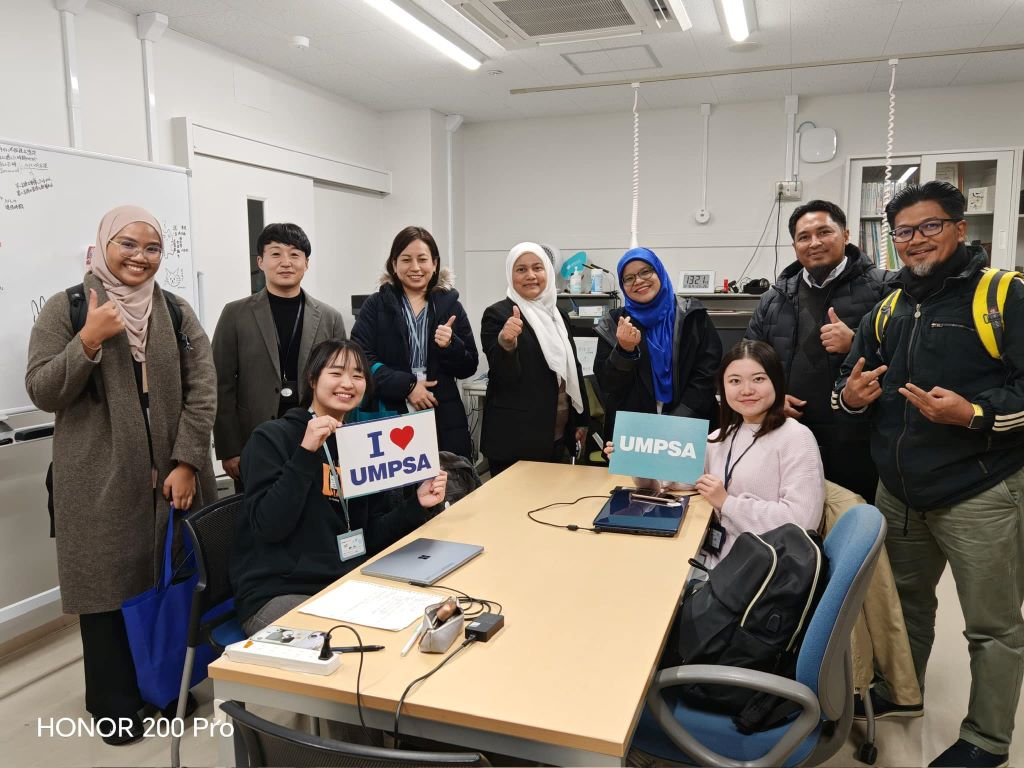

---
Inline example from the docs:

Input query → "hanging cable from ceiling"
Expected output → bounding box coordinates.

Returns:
[630,82,640,250]
[881,58,899,269]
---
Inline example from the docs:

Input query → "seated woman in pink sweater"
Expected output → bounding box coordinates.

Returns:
[695,339,824,565]
[605,339,824,565]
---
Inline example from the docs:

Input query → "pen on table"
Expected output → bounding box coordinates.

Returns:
[330,645,385,654]
[401,624,425,657]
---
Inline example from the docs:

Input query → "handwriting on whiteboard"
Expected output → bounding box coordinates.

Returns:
[0,146,53,212]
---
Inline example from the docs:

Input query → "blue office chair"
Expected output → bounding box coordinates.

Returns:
[632,504,886,767]
[170,493,248,768]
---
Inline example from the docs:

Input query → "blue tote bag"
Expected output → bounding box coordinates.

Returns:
[121,506,221,707]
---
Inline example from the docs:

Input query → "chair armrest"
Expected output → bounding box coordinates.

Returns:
[645,665,821,768]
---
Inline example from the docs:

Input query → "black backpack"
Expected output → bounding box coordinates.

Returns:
[667,523,828,733]
[44,284,187,537]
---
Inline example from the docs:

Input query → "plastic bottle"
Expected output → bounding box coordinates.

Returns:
[568,269,583,294]
[590,268,603,293]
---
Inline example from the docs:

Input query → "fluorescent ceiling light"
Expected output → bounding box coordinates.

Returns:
[363,0,481,70]
[721,0,749,42]
[665,0,693,31]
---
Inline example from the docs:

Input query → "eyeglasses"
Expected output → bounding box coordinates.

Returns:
[622,266,656,287]
[890,218,962,243]
[110,238,162,259]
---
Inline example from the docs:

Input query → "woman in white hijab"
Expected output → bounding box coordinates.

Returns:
[479,242,589,476]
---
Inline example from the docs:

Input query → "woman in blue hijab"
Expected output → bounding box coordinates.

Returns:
[594,247,722,438]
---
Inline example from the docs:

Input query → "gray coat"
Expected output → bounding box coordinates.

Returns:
[211,289,346,460]
[25,273,217,614]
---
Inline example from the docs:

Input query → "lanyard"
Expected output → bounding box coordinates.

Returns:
[311,410,351,531]
[401,295,428,371]
[277,299,304,380]
[723,428,758,491]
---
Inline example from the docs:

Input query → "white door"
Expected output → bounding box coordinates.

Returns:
[190,155,316,333]
[919,150,1015,269]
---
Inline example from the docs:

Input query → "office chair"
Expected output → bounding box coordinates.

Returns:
[632,503,886,767]
[170,493,247,768]
[220,700,491,767]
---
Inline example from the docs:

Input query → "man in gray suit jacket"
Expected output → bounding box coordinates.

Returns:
[213,223,346,483]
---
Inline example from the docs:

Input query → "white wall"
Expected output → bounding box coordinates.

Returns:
[458,81,1024,343]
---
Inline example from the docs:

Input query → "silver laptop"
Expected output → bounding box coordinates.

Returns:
[360,538,484,586]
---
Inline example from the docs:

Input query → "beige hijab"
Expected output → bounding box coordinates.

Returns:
[91,205,163,362]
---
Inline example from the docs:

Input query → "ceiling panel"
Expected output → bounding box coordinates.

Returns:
[638,78,720,108]
[890,0,1015,31]
[709,69,792,102]
[170,11,278,43]
[791,62,877,96]
[884,24,995,55]
[953,49,1024,85]
[690,26,794,71]
[866,56,966,91]
[237,0,379,36]
[790,6,898,61]
[108,0,233,17]
[982,0,1024,45]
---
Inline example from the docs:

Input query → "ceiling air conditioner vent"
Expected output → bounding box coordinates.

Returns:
[449,0,662,50]
[492,0,636,36]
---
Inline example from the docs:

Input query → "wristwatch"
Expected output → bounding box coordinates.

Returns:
[967,403,986,430]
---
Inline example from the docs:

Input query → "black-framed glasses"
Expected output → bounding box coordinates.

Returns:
[622,266,656,287]
[890,218,962,243]
[109,238,163,259]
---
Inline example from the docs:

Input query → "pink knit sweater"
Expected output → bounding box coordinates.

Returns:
[703,417,825,565]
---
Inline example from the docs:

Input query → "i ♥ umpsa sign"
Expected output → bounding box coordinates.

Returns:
[336,410,440,499]
[608,411,709,485]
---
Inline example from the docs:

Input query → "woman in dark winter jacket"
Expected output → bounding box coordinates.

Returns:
[594,247,722,437]
[351,226,478,459]
[480,242,589,475]
[230,339,447,635]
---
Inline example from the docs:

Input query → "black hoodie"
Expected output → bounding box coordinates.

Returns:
[230,407,428,625]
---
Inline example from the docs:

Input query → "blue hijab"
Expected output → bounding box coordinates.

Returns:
[617,247,676,404]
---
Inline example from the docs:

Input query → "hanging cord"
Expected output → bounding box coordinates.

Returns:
[881,58,899,269]
[630,82,640,249]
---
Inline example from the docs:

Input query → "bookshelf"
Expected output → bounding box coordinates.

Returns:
[847,149,1019,270]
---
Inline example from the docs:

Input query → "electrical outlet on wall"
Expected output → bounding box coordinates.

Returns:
[775,180,802,201]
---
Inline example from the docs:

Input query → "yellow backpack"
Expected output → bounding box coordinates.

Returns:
[874,268,1022,359]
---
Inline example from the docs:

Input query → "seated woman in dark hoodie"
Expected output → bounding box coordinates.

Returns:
[231,339,447,635]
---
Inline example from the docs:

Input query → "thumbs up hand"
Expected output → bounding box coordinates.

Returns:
[434,315,457,349]
[820,306,854,354]
[80,288,124,357]
[499,305,524,350]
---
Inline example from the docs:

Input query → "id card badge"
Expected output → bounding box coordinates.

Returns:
[702,513,727,556]
[337,529,367,562]
[412,367,427,382]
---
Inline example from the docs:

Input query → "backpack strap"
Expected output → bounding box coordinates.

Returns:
[162,290,192,351]
[873,289,902,346]
[66,283,88,335]
[974,268,1021,359]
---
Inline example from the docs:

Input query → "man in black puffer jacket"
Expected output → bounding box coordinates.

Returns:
[746,200,894,501]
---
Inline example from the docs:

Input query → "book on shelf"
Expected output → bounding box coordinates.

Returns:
[860,180,910,217]
[859,219,899,270]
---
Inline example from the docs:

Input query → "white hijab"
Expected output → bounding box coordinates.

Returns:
[505,242,584,413]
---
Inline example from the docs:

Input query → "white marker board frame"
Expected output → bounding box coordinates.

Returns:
[0,138,198,416]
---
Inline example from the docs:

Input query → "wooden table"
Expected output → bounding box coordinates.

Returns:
[209,462,711,766]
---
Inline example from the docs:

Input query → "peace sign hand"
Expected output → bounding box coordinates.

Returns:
[841,357,888,410]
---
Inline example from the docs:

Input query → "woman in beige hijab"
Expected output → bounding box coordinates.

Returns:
[26,206,217,745]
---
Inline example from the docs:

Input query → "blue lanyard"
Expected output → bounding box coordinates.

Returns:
[401,295,428,370]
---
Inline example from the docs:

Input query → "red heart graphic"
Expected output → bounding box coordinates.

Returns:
[390,426,415,450]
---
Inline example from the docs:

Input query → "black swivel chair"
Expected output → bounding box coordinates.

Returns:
[220,700,491,767]
[170,493,247,768]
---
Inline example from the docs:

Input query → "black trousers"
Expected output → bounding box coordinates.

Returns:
[808,424,878,504]
[78,610,146,718]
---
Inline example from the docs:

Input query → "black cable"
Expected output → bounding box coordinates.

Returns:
[393,638,476,748]
[737,192,782,285]
[425,583,503,617]
[319,624,369,739]
[525,494,610,533]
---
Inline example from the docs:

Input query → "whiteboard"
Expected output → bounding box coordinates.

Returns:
[0,139,197,416]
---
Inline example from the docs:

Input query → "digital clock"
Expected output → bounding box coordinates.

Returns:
[678,270,715,294]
